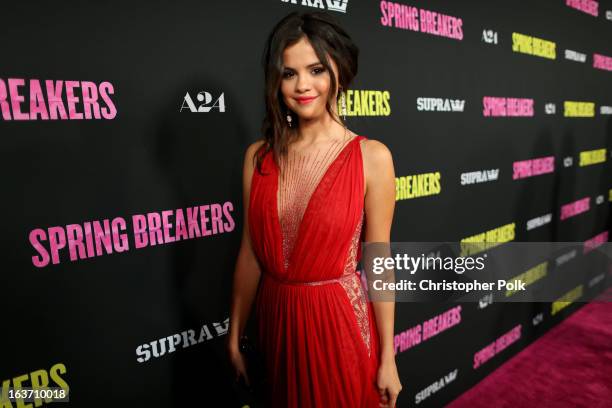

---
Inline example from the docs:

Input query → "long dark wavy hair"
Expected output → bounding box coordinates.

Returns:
[254,11,360,175]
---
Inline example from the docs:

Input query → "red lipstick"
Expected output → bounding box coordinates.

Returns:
[295,96,317,105]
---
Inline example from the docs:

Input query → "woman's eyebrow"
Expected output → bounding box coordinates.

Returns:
[283,62,322,70]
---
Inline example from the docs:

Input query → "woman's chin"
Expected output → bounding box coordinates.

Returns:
[295,109,325,121]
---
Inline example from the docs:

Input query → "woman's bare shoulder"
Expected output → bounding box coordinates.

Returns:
[244,139,267,166]
[359,137,393,168]
[246,138,267,155]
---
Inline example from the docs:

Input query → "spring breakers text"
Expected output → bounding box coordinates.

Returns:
[29,203,235,267]
[0,78,117,120]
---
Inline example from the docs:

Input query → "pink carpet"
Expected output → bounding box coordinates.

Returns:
[448,287,612,408]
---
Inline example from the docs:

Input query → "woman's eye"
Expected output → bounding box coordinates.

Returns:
[282,67,325,79]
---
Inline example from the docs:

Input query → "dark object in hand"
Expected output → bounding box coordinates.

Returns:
[231,335,268,407]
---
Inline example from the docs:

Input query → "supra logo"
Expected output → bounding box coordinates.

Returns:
[180,91,225,113]
[416,97,465,112]
[555,249,576,267]
[482,29,498,44]
[563,157,573,167]
[281,0,348,13]
[136,318,229,363]
[415,369,458,404]
[607,10,612,20]
[526,213,552,231]
[545,103,556,114]
[564,49,587,63]
[596,195,604,205]
[460,169,499,185]
[589,273,605,288]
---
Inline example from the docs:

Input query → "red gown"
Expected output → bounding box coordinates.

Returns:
[248,134,381,407]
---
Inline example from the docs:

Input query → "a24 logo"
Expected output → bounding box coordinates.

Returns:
[482,29,498,44]
[180,91,226,112]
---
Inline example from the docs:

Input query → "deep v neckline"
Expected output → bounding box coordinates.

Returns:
[273,134,359,271]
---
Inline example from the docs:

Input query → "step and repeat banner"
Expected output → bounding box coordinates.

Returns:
[2,0,611,407]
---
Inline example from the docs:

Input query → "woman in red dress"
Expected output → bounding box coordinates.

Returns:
[228,11,402,408]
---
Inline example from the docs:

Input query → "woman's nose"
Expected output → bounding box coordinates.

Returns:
[295,75,311,92]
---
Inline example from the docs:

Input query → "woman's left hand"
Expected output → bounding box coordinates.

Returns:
[376,359,403,407]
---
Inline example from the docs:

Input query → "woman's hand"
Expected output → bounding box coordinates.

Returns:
[376,359,402,408]
[226,338,251,388]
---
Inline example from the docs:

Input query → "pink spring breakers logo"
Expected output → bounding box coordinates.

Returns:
[29,203,235,268]
[513,156,555,180]
[473,324,522,369]
[380,1,463,40]
[593,53,612,71]
[0,78,117,120]
[483,97,534,117]
[560,197,590,220]
[566,0,599,16]
[394,305,462,354]
[584,231,608,254]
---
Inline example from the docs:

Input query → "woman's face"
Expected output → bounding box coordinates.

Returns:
[280,36,339,123]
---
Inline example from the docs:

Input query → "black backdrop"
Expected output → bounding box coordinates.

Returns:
[2,1,611,407]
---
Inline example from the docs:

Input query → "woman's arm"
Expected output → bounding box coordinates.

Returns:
[362,139,402,407]
[227,140,265,353]
[362,139,397,362]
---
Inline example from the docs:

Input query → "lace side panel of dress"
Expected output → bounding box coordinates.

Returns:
[277,137,353,270]
[338,210,371,356]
